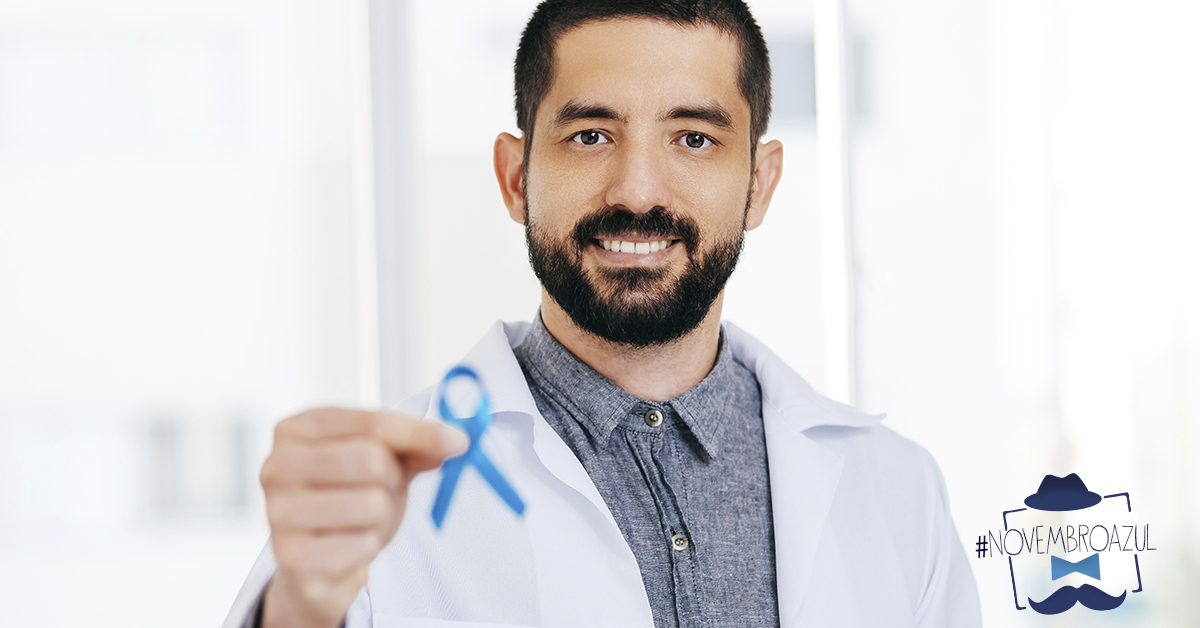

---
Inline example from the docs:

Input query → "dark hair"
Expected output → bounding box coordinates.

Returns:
[514,0,772,146]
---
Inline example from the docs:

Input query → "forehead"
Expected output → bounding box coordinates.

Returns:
[540,18,747,126]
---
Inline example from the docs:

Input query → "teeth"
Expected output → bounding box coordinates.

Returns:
[601,239,673,254]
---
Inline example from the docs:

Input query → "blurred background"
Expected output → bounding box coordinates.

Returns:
[0,0,1196,626]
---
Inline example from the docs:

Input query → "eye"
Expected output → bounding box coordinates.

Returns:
[571,130,609,146]
[679,132,714,149]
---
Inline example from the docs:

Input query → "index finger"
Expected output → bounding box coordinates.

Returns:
[369,413,468,466]
[276,408,386,440]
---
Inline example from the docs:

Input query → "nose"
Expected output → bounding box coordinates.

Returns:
[603,138,673,214]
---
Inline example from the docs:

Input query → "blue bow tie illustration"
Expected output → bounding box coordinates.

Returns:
[431,365,525,529]
[1052,552,1101,581]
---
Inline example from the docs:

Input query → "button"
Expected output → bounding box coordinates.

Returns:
[671,534,689,551]
[644,409,664,427]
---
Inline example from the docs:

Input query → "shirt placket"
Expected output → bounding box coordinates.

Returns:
[631,403,703,628]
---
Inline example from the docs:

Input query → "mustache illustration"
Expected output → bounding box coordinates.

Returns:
[1029,584,1127,615]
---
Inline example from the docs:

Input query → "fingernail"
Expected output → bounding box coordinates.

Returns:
[440,426,469,454]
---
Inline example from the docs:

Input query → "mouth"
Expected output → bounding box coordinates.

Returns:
[590,230,686,267]
[597,237,677,255]
[570,207,698,263]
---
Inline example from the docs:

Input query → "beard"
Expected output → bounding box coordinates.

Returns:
[524,204,745,348]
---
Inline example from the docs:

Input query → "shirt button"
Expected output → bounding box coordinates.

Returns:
[644,409,664,427]
[671,534,689,551]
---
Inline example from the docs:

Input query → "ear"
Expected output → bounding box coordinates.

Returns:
[494,132,527,225]
[744,139,783,231]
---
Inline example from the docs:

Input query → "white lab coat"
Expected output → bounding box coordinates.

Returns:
[225,320,981,628]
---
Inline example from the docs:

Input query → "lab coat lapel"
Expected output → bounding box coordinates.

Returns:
[415,321,651,624]
[439,321,630,550]
[763,406,844,628]
[724,322,883,628]
[428,320,537,422]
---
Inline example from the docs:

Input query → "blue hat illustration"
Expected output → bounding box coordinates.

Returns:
[1024,473,1102,511]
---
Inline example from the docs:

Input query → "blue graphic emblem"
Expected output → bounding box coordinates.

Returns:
[999,473,1141,615]
[978,472,1155,617]
[1052,553,1100,581]
[1028,584,1127,615]
[1024,473,1102,511]
[431,365,525,528]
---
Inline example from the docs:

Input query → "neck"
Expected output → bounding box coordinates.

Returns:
[538,291,725,401]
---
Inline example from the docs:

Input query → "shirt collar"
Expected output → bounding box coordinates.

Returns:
[513,313,742,457]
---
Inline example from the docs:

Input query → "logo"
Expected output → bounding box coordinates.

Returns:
[976,473,1155,615]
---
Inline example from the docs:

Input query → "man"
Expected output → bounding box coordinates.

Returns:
[226,1,981,627]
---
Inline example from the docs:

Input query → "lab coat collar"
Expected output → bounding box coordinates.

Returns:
[722,320,883,431]
[422,320,538,419]
[437,320,885,627]
[422,321,629,537]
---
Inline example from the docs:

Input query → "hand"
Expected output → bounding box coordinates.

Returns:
[259,408,468,628]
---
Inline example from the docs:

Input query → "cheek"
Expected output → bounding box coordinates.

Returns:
[526,154,608,231]
[530,141,609,193]
[672,165,751,229]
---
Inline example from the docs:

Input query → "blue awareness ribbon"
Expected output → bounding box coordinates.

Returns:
[431,365,525,529]
[1052,552,1101,581]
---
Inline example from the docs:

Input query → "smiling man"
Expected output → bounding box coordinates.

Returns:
[225,2,981,627]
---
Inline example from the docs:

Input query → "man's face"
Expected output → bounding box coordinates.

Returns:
[520,19,759,347]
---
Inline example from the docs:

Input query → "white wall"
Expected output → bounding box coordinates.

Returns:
[0,1,373,625]
[847,0,1200,624]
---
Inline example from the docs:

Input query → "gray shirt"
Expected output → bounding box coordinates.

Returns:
[513,315,779,628]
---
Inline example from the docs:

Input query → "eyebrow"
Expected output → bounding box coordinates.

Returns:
[550,99,734,131]
[552,100,627,127]
[662,103,733,130]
